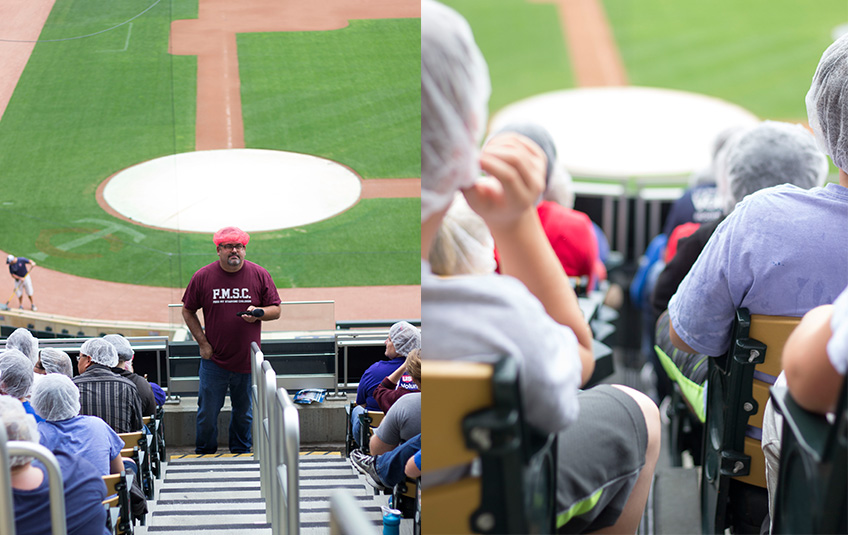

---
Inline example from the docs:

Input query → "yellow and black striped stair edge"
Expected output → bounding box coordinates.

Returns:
[169,451,341,460]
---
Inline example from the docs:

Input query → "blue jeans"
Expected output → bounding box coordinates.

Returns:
[196,358,252,454]
[377,434,421,487]
[350,405,367,447]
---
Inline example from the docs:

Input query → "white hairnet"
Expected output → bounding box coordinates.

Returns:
[39,348,73,378]
[0,350,34,399]
[421,0,491,221]
[688,125,747,188]
[6,328,38,365]
[0,395,38,467]
[715,121,828,213]
[103,334,134,362]
[80,338,118,368]
[430,193,496,276]
[806,33,848,170]
[544,160,575,209]
[389,321,421,357]
[31,373,80,422]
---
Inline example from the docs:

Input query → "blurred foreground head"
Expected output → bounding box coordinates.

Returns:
[421,0,490,221]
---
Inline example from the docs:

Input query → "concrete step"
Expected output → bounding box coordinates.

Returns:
[653,466,700,535]
[137,451,412,535]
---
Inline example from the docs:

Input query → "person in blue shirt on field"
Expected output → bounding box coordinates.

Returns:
[350,321,420,447]
[6,254,36,311]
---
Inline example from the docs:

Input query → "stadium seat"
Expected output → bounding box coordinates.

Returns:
[770,376,847,534]
[700,309,800,534]
[422,355,556,534]
[118,431,154,501]
[102,471,133,535]
[357,410,384,455]
[141,413,164,479]
[392,476,418,518]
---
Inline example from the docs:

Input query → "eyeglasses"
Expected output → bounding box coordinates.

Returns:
[219,243,245,251]
[76,354,91,363]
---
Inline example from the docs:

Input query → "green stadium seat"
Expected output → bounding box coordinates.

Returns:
[700,309,800,534]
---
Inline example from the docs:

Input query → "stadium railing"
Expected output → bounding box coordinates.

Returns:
[329,491,374,535]
[0,422,67,535]
[251,342,302,535]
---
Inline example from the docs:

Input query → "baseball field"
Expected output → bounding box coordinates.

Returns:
[0,0,420,292]
[445,0,846,121]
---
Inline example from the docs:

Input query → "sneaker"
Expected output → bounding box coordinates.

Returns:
[31,305,37,312]
[350,449,390,491]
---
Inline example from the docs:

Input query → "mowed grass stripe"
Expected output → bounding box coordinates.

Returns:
[238,18,420,179]
[441,0,574,114]
[604,0,845,120]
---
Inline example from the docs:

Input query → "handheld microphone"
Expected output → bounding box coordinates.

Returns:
[236,309,265,317]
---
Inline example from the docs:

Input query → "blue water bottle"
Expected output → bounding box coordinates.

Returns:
[381,505,401,535]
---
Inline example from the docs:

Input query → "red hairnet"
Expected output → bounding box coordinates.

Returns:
[213,227,250,246]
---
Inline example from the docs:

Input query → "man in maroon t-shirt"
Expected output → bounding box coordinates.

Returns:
[182,226,281,454]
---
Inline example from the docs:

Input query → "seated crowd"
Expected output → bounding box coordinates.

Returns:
[348,321,422,493]
[0,331,161,534]
[418,1,846,532]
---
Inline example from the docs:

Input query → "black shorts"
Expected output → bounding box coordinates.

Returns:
[556,384,648,533]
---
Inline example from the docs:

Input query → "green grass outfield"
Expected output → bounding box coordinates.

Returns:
[444,0,845,122]
[0,0,420,289]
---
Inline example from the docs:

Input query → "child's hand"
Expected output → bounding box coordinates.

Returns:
[463,133,546,232]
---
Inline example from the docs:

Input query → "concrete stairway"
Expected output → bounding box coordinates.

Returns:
[135,452,407,535]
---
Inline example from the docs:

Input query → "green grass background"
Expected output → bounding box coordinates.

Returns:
[444,0,846,121]
[0,0,420,289]
[443,0,846,179]
[239,18,421,179]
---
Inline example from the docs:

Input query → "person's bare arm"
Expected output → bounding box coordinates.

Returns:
[669,316,699,354]
[369,434,394,456]
[110,455,125,475]
[405,454,420,478]
[783,304,841,414]
[386,364,405,385]
[182,306,213,359]
[466,133,594,383]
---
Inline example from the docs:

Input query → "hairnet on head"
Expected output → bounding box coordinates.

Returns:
[491,122,558,187]
[0,395,38,467]
[544,160,575,209]
[806,33,848,170]
[103,334,134,362]
[389,321,421,357]
[80,338,119,368]
[430,193,496,276]
[715,121,828,213]
[39,348,73,378]
[31,374,80,422]
[421,0,491,221]
[6,328,38,365]
[213,226,250,247]
[0,350,34,399]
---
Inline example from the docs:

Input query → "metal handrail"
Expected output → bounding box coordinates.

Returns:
[0,422,66,535]
[0,420,15,535]
[261,361,278,528]
[250,343,266,500]
[275,388,300,535]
